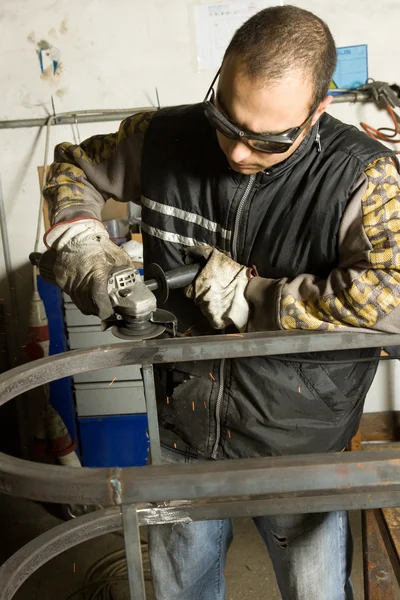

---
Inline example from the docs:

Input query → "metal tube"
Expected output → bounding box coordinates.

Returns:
[0,332,400,504]
[0,174,29,457]
[1,444,400,506]
[122,505,147,600]
[0,175,20,357]
[0,507,122,600]
[0,94,371,130]
[329,91,371,103]
[142,364,162,465]
[0,108,155,130]
[3,487,400,600]
[2,331,400,406]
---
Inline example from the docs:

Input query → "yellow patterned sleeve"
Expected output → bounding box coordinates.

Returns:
[246,156,400,333]
[44,111,155,224]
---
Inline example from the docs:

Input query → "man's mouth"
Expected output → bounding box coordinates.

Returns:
[230,161,258,170]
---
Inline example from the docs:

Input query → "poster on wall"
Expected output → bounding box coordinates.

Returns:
[331,44,368,90]
[194,1,283,70]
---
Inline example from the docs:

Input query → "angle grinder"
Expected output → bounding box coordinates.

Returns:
[29,250,201,341]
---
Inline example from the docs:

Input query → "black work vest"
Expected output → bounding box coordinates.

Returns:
[140,104,394,459]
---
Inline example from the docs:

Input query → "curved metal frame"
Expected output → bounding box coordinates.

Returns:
[1,330,400,505]
[0,507,122,600]
[2,331,400,599]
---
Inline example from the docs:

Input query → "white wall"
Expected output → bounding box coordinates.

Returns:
[0,0,399,410]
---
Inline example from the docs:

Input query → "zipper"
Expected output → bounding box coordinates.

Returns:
[211,174,256,459]
[211,358,226,458]
[231,174,256,261]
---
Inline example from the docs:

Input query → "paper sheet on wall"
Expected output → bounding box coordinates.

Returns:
[331,45,368,90]
[194,1,282,71]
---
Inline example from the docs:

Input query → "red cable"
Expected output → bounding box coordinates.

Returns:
[360,105,400,144]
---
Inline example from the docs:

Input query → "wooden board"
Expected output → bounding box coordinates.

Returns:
[361,412,400,442]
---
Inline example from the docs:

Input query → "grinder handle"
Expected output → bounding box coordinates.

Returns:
[164,263,201,289]
[144,262,201,304]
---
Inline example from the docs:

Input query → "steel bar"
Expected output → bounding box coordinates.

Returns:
[2,331,400,406]
[1,447,400,507]
[363,510,397,599]
[378,508,400,587]
[0,108,154,130]
[1,333,400,600]
[122,504,146,600]
[0,94,371,130]
[1,332,400,505]
[142,364,162,465]
[0,174,29,457]
[139,491,400,523]
[382,508,400,570]
[1,490,399,600]
[0,506,122,600]
[4,488,400,600]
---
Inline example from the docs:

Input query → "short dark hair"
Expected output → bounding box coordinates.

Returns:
[224,5,337,108]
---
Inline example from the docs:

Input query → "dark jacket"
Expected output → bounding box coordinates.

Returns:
[140,104,393,459]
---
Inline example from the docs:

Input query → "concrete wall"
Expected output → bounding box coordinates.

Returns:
[0,0,399,410]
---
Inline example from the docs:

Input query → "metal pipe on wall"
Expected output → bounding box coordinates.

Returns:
[0,175,29,457]
[0,176,20,348]
[0,108,156,130]
[0,94,371,130]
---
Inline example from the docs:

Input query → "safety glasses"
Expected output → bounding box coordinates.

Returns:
[203,69,316,154]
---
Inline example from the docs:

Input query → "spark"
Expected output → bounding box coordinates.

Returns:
[109,377,117,386]
[209,373,216,381]
[298,386,301,393]
[183,326,194,336]
[73,562,76,573]
[192,401,195,411]
[228,429,231,438]
[173,443,177,449]
[227,333,243,337]
[204,401,207,409]
[166,396,170,404]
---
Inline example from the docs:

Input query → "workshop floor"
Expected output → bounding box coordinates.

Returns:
[0,494,367,600]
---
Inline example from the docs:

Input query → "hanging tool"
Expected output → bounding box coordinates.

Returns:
[357,81,400,145]
[29,251,201,341]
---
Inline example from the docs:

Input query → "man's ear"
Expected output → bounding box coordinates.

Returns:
[311,95,333,126]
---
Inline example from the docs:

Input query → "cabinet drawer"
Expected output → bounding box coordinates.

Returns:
[74,381,145,416]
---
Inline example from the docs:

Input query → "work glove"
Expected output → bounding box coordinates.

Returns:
[184,245,252,332]
[44,218,132,319]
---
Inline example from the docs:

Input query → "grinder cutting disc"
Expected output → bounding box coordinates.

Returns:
[111,309,177,341]
[111,321,166,341]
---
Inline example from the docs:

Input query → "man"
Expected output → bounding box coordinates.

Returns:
[44,5,400,599]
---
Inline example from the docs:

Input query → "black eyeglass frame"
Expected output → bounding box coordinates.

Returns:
[203,69,317,154]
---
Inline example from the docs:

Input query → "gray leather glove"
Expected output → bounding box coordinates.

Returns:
[185,245,251,331]
[44,219,132,319]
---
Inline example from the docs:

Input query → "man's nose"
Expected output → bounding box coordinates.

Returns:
[228,140,252,163]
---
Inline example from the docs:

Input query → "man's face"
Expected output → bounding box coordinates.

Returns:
[215,55,332,174]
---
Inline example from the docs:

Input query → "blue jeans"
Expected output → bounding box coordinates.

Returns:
[148,447,354,600]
